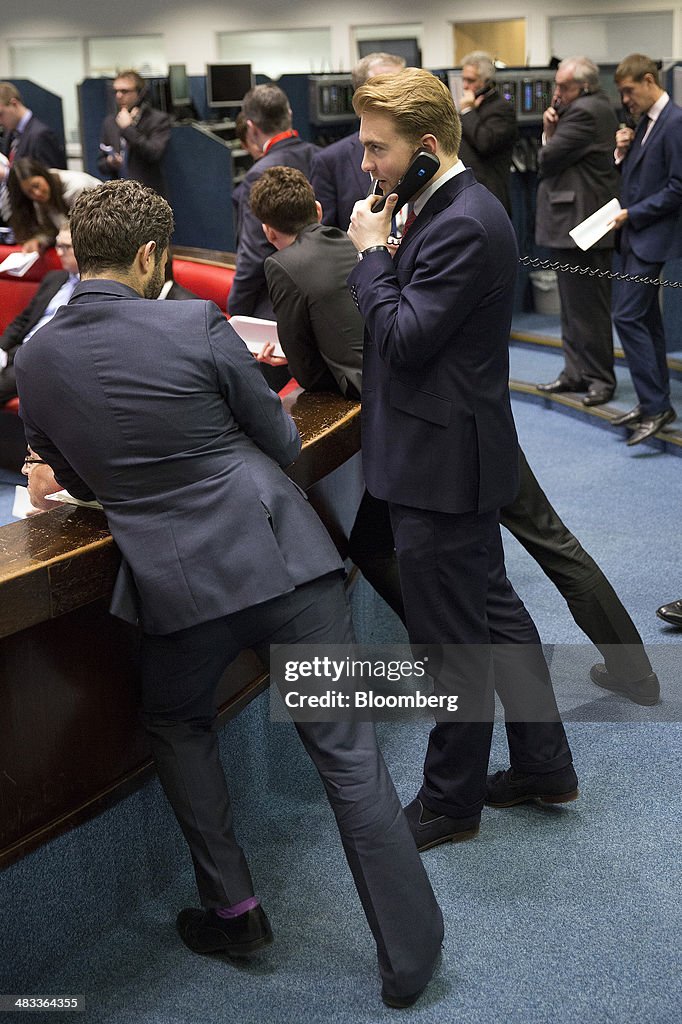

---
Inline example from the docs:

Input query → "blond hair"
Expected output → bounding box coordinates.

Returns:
[352,68,461,156]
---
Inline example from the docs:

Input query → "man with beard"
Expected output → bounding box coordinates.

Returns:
[14,179,443,1010]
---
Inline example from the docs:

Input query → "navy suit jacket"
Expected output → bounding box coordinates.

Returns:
[1,113,66,169]
[14,281,342,634]
[228,136,319,317]
[348,169,519,515]
[618,98,682,263]
[310,132,370,231]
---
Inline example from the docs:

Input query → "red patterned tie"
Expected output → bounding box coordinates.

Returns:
[402,207,417,238]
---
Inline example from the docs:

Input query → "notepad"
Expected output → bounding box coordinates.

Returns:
[45,490,104,510]
[0,251,39,277]
[229,315,286,358]
[569,198,621,251]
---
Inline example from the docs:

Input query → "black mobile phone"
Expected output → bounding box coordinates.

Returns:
[372,150,440,213]
[474,83,495,99]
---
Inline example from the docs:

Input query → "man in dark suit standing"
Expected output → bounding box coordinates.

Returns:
[348,68,577,851]
[14,180,443,1010]
[457,51,518,216]
[610,53,682,445]
[0,226,78,402]
[98,70,170,197]
[535,57,620,406]
[228,84,319,319]
[310,53,406,231]
[0,82,66,172]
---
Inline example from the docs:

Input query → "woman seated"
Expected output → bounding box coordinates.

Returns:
[7,158,100,253]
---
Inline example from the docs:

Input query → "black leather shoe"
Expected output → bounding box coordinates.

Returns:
[485,765,578,807]
[582,386,614,407]
[381,985,427,1009]
[536,378,584,394]
[590,663,660,705]
[176,906,273,957]
[626,408,676,446]
[656,599,682,627]
[404,797,480,852]
[611,405,641,427]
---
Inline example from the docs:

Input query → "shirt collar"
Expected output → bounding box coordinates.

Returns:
[157,279,174,300]
[16,109,33,134]
[413,160,466,215]
[647,91,669,123]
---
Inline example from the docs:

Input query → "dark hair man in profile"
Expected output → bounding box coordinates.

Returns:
[310,52,406,231]
[348,67,578,849]
[14,179,443,1010]
[228,84,318,320]
[98,69,171,197]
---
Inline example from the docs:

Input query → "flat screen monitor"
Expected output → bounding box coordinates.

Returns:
[168,63,190,106]
[206,63,253,109]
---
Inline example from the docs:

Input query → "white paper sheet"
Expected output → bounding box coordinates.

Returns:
[0,251,39,276]
[229,315,286,358]
[569,198,621,251]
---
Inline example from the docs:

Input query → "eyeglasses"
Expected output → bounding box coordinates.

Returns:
[55,242,73,252]
[24,454,48,466]
[114,88,137,94]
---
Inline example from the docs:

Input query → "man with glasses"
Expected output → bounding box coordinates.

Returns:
[98,69,170,197]
[535,56,620,407]
[0,226,78,403]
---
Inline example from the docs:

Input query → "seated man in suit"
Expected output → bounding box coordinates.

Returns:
[0,225,78,403]
[310,52,406,232]
[15,179,443,1011]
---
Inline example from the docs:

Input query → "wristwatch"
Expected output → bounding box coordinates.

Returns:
[357,245,389,261]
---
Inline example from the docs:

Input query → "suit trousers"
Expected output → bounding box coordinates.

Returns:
[500,450,653,683]
[389,504,573,819]
[139,571,443,997]
[553,247,616,391]
[348,489,405,622]
[612,250,671,416]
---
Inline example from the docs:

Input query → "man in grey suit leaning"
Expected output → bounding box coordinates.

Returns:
[535,57,620,407]
[14,180,443,1011]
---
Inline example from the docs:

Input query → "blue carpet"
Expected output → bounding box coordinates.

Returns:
[2,386,681,1024]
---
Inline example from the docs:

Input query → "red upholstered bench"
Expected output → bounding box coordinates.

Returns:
[171,251,235,313]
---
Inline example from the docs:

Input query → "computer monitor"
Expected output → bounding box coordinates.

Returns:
[168,64,190,106]
[206,63,253,109]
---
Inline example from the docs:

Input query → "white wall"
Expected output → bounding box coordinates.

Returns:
[0,0,680,77]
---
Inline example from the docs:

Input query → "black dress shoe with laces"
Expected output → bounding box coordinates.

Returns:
[656,599,682,627]
[589,663,660,705]
[536,378,584,394]
[626,408,676,446]
[611,405,642,427]
[582,386,614,407]
[176,906,273,957]
[485,765,578,807]
[404,798,480,852]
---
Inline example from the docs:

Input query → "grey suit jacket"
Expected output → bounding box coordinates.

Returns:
[264,224,363,399]
[535,89,620,250]
[15,280,342,634]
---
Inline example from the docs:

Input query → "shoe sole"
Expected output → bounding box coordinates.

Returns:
[486,789,578,809]
[179,931,273,958]
[416,824,480,853]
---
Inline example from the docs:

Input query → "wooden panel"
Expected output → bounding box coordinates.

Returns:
[454,20,526,67]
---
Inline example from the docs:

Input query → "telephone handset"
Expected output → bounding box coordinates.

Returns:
[372,150,440,213]
[474,83,495,100]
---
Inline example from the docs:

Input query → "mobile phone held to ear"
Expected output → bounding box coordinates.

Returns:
[372,150,440,213]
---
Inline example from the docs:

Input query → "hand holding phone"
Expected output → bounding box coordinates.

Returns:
[372,151,440,213]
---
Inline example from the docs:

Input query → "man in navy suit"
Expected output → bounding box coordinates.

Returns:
[348,68,577,851]
[310,52,405,231]
[0,82,66,173]
[14,180,443,1009]
[610,53,682,446]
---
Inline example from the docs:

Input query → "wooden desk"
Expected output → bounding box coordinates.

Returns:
[0,390,362,868]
